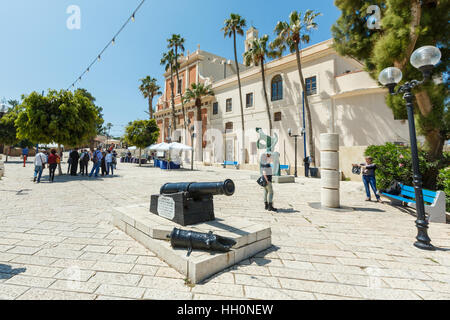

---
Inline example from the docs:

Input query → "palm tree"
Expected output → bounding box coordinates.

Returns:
[167,34,187,133]
[270,10,321,167]
[243,35,277,135]
[139,76,161,119]
[160,50,178,133]
[105,122,113,146]
[183,83,215,161]
[222,14,247,164]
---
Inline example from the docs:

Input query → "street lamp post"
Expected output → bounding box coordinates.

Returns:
[288,128,305,178]
[379,45,441,251]
[187,119,195,171]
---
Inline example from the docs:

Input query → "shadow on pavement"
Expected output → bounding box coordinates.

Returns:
[277,208,301,214]
[352,207,385,212]
[0,264,26,280]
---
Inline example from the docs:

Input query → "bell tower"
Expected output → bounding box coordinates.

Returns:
[245,27,258,53]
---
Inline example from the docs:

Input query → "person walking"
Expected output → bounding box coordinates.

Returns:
[67,149,72,174]
[101,151,107,176]
[89,148,103,178]
[69,149,80,176]
[260,152,278,212]
[33,150,47,183]
[105,150,114,176]
[22,147,29,167]
[353,157,382,203]
[79,150,90,176]
[112,149,118,170]
[47,149,60,183]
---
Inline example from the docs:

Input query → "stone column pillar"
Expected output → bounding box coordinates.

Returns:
[320,133,340,208]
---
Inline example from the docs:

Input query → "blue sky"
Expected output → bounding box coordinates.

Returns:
[0,0,341,137]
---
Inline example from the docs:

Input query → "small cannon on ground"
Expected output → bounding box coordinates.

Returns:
[150,180,235,226]
[168,228,237,256]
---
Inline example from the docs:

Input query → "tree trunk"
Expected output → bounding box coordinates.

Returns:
[295,45,315,167]
[394,0,422,70]
[175,46,187,135]
[139,148,142,167]
[57,144,63,175]
[234,30,246,164]
[148,96,153,119]
[169,66,177,132]
[260,59,273,136]
[196,99,203,162]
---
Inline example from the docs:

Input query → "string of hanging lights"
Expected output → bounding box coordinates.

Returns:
[67,0,146,90]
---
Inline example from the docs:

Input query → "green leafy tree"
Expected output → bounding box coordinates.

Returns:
[124,119,159,167]
[15,89,102,174]
[244,35,277,135]
[168,34,188,130]
[0,104,21,161]
[77,88,105,135]
[161,50,178,131]
[183,83,215,161]
[270,10,321,167]
[223,13,247,164]
[332,0,449,186]
[139,76,161,119]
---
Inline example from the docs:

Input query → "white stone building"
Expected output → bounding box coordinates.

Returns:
[155,30,410,179]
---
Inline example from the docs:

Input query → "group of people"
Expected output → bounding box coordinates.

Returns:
[32,147,117,183]
[66,148,117,177]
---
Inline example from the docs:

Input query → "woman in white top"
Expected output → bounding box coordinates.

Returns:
[105,150,114,176]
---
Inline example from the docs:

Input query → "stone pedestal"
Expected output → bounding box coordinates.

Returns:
[112,203,272,284]
[320,134,340,208]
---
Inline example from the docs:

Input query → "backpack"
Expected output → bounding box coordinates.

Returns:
[382,181,402,195]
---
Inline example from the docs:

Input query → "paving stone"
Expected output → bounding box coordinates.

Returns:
[235,274,281,288]
[355,287,422,300]
[54,268,96,282]
[95,284,146,299]
[244,285,313,300]
[143,288,193,300]
[37,248,83,260]
[7,246,41,255]
[17,288,96,300]
[155,267,185,279]
[192,282,245,298]
[0,283,30,300]
[129,265,159,277]
[88,272,142,286]
[91,261,134,273]
[383,278,433,291]
[51,258,97,270]
[11,255,57,266]
[49,280,101,294]
[135,256,168,267]
[269,267,336,282]
[278,278,363,298]
[5,275,56,288]
[84,245,113,253]
[138,276,191,292]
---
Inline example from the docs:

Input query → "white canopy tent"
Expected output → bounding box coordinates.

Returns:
[147,143,193,166]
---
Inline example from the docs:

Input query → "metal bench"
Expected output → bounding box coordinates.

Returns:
[381,183,446,224]
[223,161,239,169]
[269,164,290,175]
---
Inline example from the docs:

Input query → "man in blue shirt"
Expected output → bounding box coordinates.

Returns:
[22,147,29,167]
[89,147,103,178]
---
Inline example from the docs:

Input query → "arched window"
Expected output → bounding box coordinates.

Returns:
[271,75,283,101]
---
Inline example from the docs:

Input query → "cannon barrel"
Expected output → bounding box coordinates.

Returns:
[160,179,235,197]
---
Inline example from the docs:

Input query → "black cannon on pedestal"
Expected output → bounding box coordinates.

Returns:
[150,180,235,226]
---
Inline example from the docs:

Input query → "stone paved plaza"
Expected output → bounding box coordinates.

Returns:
[0,157,449,300]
